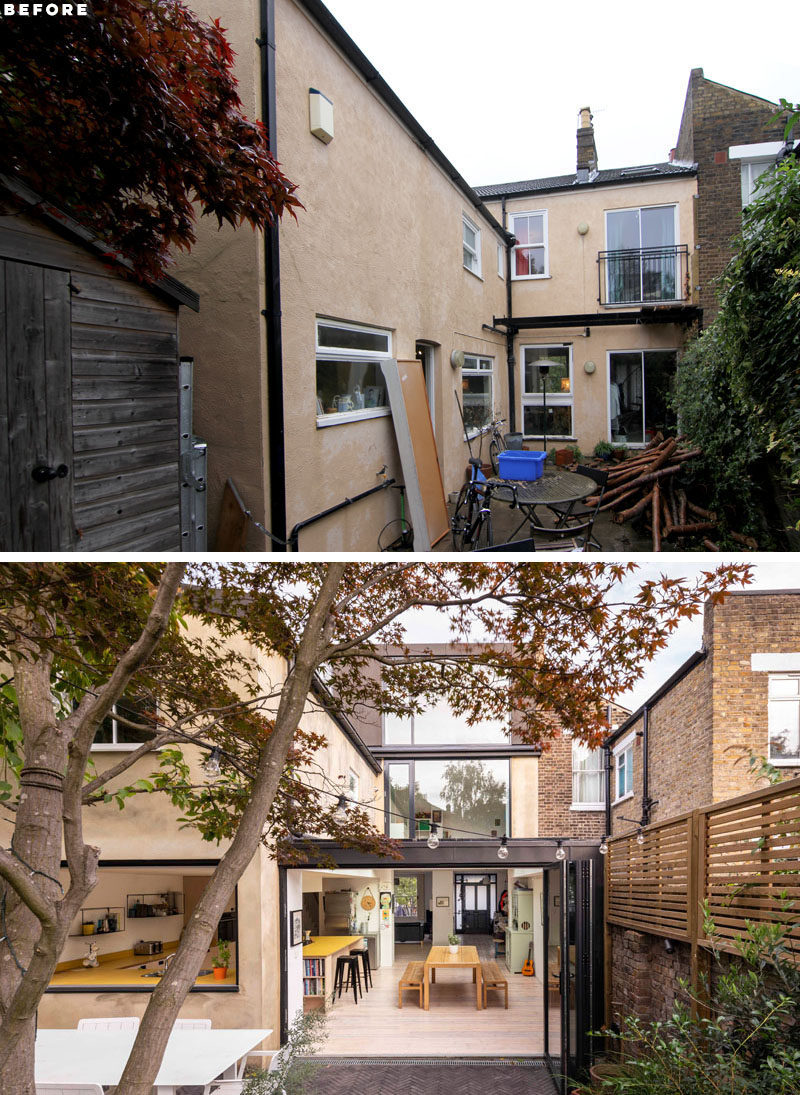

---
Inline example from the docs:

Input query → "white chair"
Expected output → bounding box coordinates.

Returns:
[36,1086,104,1095]
[76,1017,140,1031]
[174,1018,212,1029]
[235,1049,279,1079]
[207,1083,245,1095]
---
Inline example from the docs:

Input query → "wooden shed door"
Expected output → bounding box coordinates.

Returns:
[0,259,73,550]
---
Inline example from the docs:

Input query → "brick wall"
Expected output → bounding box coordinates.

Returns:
[609,926,692,1025]
[675,68,788,321]
[537,733,604,839]
[708,591,800,801]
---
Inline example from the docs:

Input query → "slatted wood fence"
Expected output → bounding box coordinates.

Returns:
[607,776,800,953]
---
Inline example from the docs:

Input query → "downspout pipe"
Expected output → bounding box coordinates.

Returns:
[258,0,288,551]
[502,197,516,432]
[641,704,651,826]
[604,744,612,838]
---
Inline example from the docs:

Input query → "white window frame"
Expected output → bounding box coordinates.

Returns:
[521,344,574,440]
[462,213,482,278]
[571,740,605,811]
[767,674,800,767]
[612,732,635,804]
[91,699,158,752]
[462,354,494,438]
[315,318,393,428]
[347,767,361,801]
[604,204,679,305]
[729,142,783,207]
[510,210,549,280]
[497,243,505,279]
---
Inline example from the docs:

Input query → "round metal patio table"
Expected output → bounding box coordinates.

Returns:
[485,467,596,507]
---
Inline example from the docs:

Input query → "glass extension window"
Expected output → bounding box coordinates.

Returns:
[768,675,800,764]
[315,319,392,426]
[511,211,548,278]
[463,213,482,276]
[415,759,509,839]
[522,345,572,439]
[462,355,493,434]
[572,742,605,808]
[383,696,509,746]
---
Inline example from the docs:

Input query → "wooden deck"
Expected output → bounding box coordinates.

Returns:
[322,940,560,1057]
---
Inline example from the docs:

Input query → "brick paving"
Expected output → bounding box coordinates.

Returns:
[300,1058,558,1094]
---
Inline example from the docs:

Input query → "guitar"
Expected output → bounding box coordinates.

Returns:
[522,942,534,977]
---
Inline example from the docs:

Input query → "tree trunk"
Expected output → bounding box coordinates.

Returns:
[112,564,347,1095]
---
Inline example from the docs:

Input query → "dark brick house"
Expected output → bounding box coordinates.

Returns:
[674,69,795,321]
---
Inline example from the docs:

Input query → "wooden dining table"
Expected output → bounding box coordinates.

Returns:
[423,945,482,1010]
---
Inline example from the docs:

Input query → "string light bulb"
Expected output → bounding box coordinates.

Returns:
[636,828,645,845]
[555,839,566,861]
[426,822,440,850]
[333,794,348,821]
[497,835,509,860]
[599,836,609,856]
[202,747,222,780]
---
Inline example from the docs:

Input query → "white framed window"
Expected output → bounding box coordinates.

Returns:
[315,318,393,427]
[572,741,605,809]
[463,213,482,277]
[522,344,573,439]
[729,142,783,207]
[497,243,505,279]
[740,159,774,206]
[604,205,678,303]
[461,354,493,435]
[92,696,157,751]
[347,768,360,801]
[510,211,548,279]
[768,675,800,765]
[613,734,634,803]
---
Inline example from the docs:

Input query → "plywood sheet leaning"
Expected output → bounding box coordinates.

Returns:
[381,359,449,550]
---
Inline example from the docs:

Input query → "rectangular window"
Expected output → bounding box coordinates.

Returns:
[740,160,774,206]
[462,354,493,434]
[315,319,392,426]
[383,696,509,746]
[463,213,482,277]
[768,675,800,764]
[614,739,634,802]
[92,695,157,750]
[522,345,572,439]
[511,211,548,278]
[605,205,677,303]
[497,243,505,279]
[415,758,509,839]
[388,763,410,839]
[609,349,677,446]
[347,768,360,801]
[572,742,605,807]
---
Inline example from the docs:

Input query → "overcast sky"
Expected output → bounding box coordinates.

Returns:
[323,0,797,186]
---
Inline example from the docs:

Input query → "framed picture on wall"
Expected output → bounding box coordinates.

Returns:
[435,896,450,908]
[290,909,303,947]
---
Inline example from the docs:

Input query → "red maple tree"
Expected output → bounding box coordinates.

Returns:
[0,0,301,279]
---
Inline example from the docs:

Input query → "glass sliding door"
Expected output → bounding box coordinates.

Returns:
[609,350,677,446]
[606,205,677,303]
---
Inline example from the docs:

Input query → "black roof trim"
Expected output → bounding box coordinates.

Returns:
[475,162,697,201]
[494,307,702,330]
[0,173,200,312]
[293,0,513,244]
[605,649,707,748]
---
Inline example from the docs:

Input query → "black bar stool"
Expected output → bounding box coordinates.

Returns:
[350,944,372,990]
[333,953,362,1003]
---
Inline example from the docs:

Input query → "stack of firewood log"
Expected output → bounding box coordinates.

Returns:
[581,435,758,551]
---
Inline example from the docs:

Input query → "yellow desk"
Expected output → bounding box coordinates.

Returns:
[301,936,364,1008]
[301,935,363,958]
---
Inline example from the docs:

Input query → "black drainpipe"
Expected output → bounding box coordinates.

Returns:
[258,0,288,550]
[641,704,651,825]
[604,743,612,838]
[502,197,516,432]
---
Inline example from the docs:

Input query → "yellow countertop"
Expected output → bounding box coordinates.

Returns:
[301,935,363,958]
[50,942,235,988]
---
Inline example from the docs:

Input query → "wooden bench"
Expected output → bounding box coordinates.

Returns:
[481,960,508,1009]
[398,960,425,1008]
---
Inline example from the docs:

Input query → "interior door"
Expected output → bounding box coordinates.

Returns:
[1,259,73,549]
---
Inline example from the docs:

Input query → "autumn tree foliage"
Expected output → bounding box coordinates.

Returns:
[0,561,750,1095]
[0,1,300,280]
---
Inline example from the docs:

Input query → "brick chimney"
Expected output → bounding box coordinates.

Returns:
[577,106,598,180]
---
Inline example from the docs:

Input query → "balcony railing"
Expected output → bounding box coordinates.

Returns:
[598,245,690,306]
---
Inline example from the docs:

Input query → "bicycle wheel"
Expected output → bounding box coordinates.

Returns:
[470,504,494,551]
[377,518,414,551]
[451,482,478,550]
[489,439,501,476]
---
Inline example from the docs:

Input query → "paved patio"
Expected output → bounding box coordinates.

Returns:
[300,1058,558,1094]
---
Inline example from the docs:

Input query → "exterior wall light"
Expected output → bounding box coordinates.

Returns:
[333,794,349,821]
[309,88,334,144]
[427,822,440,850]
[555,839,566,861]
[497,835,509,860]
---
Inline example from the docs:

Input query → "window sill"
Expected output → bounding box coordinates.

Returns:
[612,791,634,806]
[463,267,484,281]
[570,803,605,812]
[511,274,551,281]
[90,743,154,752]
[769,757,800,767]
[316,407,391,428]
[522,435,577,443]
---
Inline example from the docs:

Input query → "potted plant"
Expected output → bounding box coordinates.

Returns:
[447,932,460,954]
[593,440,613,461]
[212,939,231,981]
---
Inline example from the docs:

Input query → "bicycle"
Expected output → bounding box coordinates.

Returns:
[450,458,494,550]
[487,418,508,476]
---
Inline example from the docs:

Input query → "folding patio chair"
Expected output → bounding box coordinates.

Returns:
[544,464,608,550]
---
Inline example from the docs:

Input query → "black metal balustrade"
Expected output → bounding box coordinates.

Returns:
[597,244,690,305]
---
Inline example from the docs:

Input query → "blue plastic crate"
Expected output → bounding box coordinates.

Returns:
[497,449,547,481]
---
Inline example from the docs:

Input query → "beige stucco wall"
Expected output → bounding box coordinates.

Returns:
[510,756,539,837]
[485,175,698,453]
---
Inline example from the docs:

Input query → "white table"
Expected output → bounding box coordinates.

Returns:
[35,1027,272,1094]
